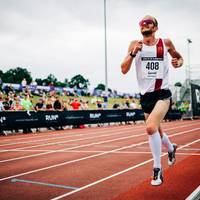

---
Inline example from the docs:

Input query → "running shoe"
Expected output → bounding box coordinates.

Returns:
[151,168,163,186]
[168,144,177,166]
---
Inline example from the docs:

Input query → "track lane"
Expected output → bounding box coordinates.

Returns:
[0,126,198,184]
[0,120,197,146]
[112,153,200,200]
[0,122,198,163]
[49,137,200,200]
[0,120,199,200]
[0,125,199,180]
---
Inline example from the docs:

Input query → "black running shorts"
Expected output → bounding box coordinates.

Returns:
[140,89,172,114]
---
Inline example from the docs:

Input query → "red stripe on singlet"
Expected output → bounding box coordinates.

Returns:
[154,38,164,91]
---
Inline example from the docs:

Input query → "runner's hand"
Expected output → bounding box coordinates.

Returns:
[132,41,143,55]
[171,58,181,67]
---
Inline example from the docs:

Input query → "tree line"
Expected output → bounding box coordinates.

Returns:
[0,67,107,91]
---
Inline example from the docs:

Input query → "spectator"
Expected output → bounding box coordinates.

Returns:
[70,98,81,110]
[20,94,34,133]
[24,86,31,96]
[103,94,108,108]
[8,91,15,105]
[53,96,64,130]
[21,78,27,88]
[81,100,89,110]
[12,101,23,111]
[53,96,62,111]
[62,100,70,111]
[35,98,45,111]
[20,94,34,111]
[125,98,130,108]
[0,96,5,111]
[4,84,13,96]
[130,99,137,109]
[3,97,11,110]
[113,102,120,109]
[70,98,81,128]
[91,96,97,104]
[121,98,130,109]
[46,97,53,110]
[96,100,103,109]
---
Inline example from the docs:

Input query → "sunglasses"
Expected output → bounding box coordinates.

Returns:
[139,19,155,27]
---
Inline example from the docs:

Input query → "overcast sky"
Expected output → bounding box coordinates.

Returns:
[0,0,200,93]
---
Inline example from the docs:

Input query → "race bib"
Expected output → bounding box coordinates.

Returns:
[141,57,164,79]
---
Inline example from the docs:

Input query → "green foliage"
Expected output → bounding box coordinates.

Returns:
[0,68,92,90]
[43,74,58,86]
[0,70,3,78]
[35,75,67,87]
[35,78,44,86]
[69,74,89,89]
[175,82,182,87]
[95,83,112,93]
[1,67,32,84]
[54,81,67,87]
[64,78,69,87]
[95,83,105,91]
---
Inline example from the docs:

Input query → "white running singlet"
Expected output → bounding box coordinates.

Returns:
[135,38,169,95]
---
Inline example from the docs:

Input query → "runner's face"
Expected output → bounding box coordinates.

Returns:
[139,18,156,36]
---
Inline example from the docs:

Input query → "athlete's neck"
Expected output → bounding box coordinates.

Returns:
[142,36,158,46]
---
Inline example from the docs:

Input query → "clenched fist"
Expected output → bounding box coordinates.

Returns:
[132,41,143,55]
[171,57,183,68]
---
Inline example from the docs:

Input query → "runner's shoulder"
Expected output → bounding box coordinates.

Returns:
[163,38,174,51]
[163,38,173,46]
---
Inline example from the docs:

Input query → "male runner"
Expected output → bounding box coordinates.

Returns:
[121,15,183,186]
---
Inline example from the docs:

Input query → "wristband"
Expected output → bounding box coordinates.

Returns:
[129,51,136,58]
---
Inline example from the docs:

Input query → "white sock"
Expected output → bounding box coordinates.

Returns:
[162,133,174,152]
[148,131,162,169]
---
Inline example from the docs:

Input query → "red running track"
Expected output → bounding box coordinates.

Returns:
[0,120,199,200]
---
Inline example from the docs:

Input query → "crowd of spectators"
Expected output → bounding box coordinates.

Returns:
[0,90,141,112]
[0,79,141,112]
[0,91,90,112]
[1,80,190,114]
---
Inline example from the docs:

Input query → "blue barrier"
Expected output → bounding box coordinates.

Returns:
[0,109,181,130]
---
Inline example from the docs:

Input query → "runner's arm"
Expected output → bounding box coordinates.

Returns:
[164,39,183,68]
[121,40,140,74]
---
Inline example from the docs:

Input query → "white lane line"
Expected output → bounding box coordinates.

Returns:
[0,133,146,163]
[0,123,194,152]
[0,120,198,144]
[0,128,199,182]
[0,125,126,143]
[0,127,144,152]
[185,185,200,200]
[178,148,200,151]
[136,146,200,151]
[0,126,144,146]
[0,125,140,143]
[0,149,199,156]
[0,124,196,163]
[0,125,144,147]
[51,138,200,200]
[0,120,195,147]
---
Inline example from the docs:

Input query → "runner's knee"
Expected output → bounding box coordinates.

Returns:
[146,123,158,135]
